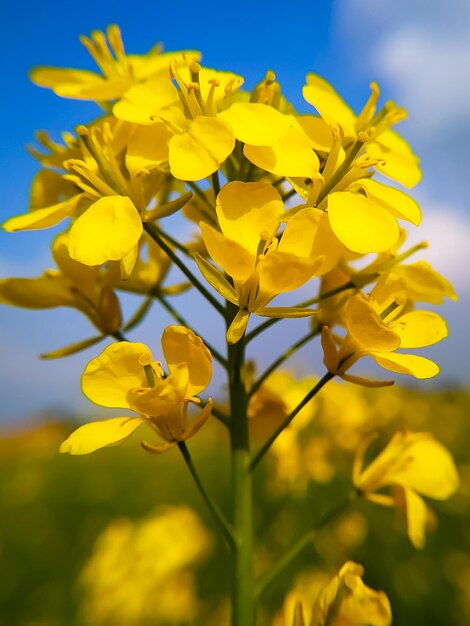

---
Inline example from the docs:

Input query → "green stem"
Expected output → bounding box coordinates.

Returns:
[112,330,128,341]
[227,305,255,626]
[250,372,335,471]
[211,171,221,197]
[248,325,321,399]
[178,441,235,548]
[144,222,225,316]
[153,290,228,369]
[245,282,355,344]
[255,495,355,597]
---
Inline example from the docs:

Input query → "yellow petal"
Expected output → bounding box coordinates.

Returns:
[68,196,142,265]
[387,436,459,500]
[295,114,332,151]
[303,74,357,137]
[357,178,421,226]
[367,130,421,188]
[113,77,179,124]
[3,195,82,232]
[258,251,320,301]
[244,127,320,177]
[126,123,171,176]
[56,78,129,101]
[161,325,212,396]
[60,416,147,455]
[169,116,235,181]
[345,296,401,352]
[216,181,282,253]
[82,342,152,408]
[402,488,428,549]
[199,221,255,282]
[218,102,290,145]
[389,311,448,348]
[30,66,98,89]
[328,191,400,253]
[131,364,189,418]
[392,261,457,305]
[256,306,316,318]
[0,275,73,308]
[371,352,439,378]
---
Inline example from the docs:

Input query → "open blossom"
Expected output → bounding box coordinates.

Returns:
[60,326,212,455]
[321,274,448,384]
[30,24,199,102]
[279,562,391,626]
[196,181,332,342]
[353,431,459,548]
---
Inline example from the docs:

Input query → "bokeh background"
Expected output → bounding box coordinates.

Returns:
[0,1,469,625]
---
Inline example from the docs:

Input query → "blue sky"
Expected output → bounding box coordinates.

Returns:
[0,0,468,423]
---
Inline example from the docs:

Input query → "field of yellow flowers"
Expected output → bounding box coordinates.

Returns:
[1,383,468,626]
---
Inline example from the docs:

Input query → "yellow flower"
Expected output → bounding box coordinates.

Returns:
[303,75,421,188]
[80,506,211,625]
[30,24,199,102]
[3,119,182,274]
[0,232,121,336]
[310,561,392,626]
[353,431,459,548]
[115,58,299,181]
[321,275,448,383]
[196,181,327,342]
[60,326,212,455]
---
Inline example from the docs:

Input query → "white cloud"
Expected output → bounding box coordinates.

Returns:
[406,204,470,292]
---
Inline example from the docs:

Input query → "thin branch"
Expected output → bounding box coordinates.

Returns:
[144,222,225,316]
[255,495,356,597]
[245,282,355,344]
[178,441,235,547]
[248,325,321,399]
[250,372,335,470]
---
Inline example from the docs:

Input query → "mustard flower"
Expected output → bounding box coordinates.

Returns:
[353,431,459,548]
[321,275,448,383]
[60,326,212,455]
[30,24,199,102]
[195,181,329,342]
[3,119,184,273]
[302,75,421,188]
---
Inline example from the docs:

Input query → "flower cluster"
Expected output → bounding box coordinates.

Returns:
[2,24,460,626]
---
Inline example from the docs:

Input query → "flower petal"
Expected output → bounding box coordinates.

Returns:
[169,116,235,181]
[387,436,459,500]
[216,181,282,254]
[68,196,142,265]
[371,352,439,378]
[345,296,401,352]
[243,128,319,177]
[161,325,212,396]
[367,130,421,188]
[402,488,428,549]
[303,74,357,137]
[82,342,152,408]
[389,311,448,348]
[357,178,421,226]
[3,195,82,232]
[199,221,255,282]
[60,416,147,455]
[328,191,400,254]
[218,102,290,145]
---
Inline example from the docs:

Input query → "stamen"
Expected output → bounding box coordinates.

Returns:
[205,79,220,116]
[322,125,344,183]
[356,82,380,132]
